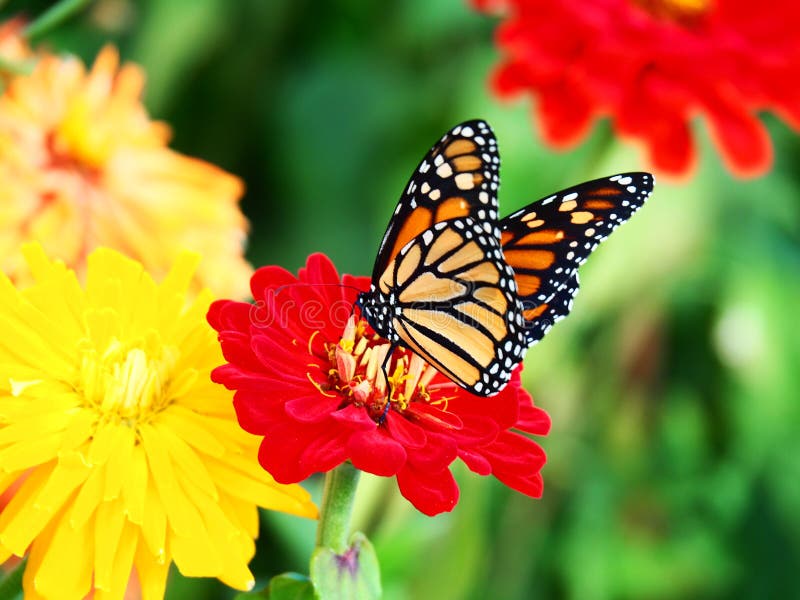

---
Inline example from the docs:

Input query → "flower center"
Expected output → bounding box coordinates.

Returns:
[313,316,452,422]
[54,99,117,170]
[78,334,189,424]
[633,0,713,24]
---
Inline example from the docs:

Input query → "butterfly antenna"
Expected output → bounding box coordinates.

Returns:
[273,282,366,297]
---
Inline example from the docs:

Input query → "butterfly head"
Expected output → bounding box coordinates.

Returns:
[354,289,396,343]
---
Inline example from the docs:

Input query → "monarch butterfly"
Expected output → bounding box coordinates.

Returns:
[356,120,653,397]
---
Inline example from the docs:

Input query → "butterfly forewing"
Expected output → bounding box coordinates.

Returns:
[500,172,653,345]
[371,120,501,281]
[383,218,526,396]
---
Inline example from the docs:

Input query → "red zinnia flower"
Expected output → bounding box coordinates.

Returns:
[208,254,551,516]
[474,0,800,178]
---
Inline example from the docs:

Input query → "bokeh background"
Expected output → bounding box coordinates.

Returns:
[4,0,800,598]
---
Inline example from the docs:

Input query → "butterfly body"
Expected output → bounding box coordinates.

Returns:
[357,120,653,397]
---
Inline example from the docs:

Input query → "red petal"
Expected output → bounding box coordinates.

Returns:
[479,431,547,474]
[347,429,407,476]
[405,403,463,431]
[405,431,457,472]
[515,402,551,436]
[257,422,324,483]
[494,470,544,498]
[251,334,321,379]
[250,265,297,302]
[330,404,378,430]
[302,253,347,308]
[445,413,498,446]
[537,80,595,148]
[384,413,427,449]
[217,331,264,373]
[285,393,344,423]
[232,390,285,434]
[458,448,492,476]
[396,465,459,516]
[702,89,773,177]
[299,430,351,474]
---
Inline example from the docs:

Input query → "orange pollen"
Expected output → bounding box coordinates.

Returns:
[633,0,713,24]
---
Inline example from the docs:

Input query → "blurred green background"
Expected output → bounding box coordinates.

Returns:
[5,0,800,598]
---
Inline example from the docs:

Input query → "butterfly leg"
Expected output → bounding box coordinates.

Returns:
[377,344,395,424]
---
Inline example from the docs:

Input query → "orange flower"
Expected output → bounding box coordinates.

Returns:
[0,18,30,67]
[0,45,252,298]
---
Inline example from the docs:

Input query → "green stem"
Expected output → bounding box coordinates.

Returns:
[315,462,361,553]
[24,0,94,41]
[0,558,26,600]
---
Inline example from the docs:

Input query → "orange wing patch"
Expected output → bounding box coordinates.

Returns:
[458,261,500,285]
[443,138,477,158]
[435,196,471,222]
[438,240,484,273]
[396,244,422,286]
[452,155,482,172]
[426,228,464,265]
[514,229,565,245]
[454,301,508,341]
[504,249,556,270]
[397,318,481,387]
[514,274,541,296]
[398,271,466,303]
[523,304,549,321]
[586,186,622,197]
[390,207,433,263]
[584,200,616,210]
[473,286,508,314]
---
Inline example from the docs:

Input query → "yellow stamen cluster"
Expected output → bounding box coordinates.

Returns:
[312,316,440,421]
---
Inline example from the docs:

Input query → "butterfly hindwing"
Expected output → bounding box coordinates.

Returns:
[500,172,653,340]
[371,120,501,281]
[366,217,526,396]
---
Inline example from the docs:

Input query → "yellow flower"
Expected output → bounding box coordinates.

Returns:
[0,45,253,298]
[0,245,317,600]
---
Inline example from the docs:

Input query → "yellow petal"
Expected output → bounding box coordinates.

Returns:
[26,508,94,600]
[135,535,169,600]
[103,423,135,501]
[0,465,54,554]
[93,498,126,592]
[0,409,73,446]
[121,444,147,525]
[139,423,205,537]
[205,458,318,519]
[158,406,226,458]
[141,482,166,562]
[0,434,64,472]
[68,466,103,529]
[152,421,217,500]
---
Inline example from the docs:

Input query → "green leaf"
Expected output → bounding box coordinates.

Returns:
[310,533,381,600]
[268,573,316,600]
[234,573,314,600]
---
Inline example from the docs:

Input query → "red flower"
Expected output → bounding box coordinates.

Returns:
[474,0,800,178]
[208,254,551,516]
